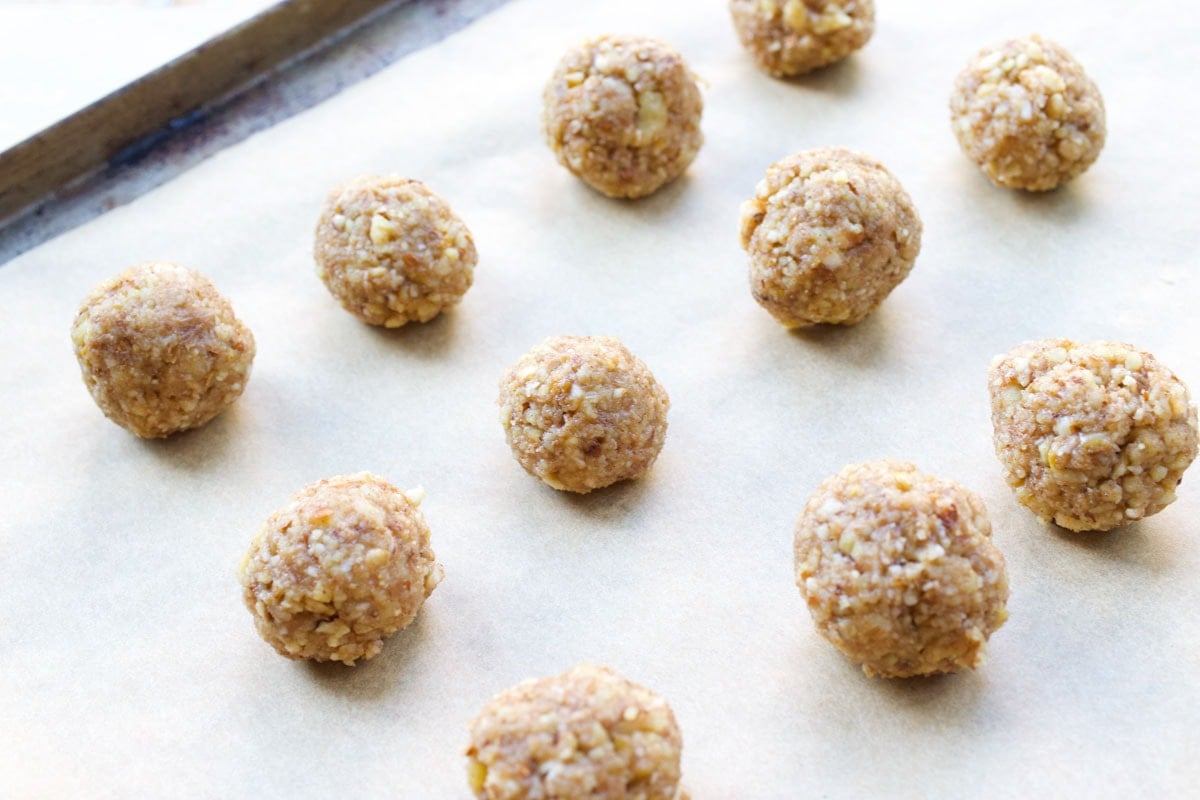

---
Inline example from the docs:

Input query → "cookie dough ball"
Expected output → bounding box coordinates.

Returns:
[989,340,1198,532]
[542,35,704,199]
[498,336,670,493]
[239,473,443,664]
[729,0,875,77]
[314,176,477,327]
[795,460,1010,678]
[950,35,1106,191]
[466,664,683,800]
[739,147,921,327]
[70,262,255,438]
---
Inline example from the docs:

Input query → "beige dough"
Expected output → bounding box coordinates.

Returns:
[739,146,921,327]
[542,34,703,198]
[989,339,1198,531]
[70,261,255,438]
[497,335,670,493]
[238,473,443,665]
[950,34,1106,191]
[314,175,477,327]
[466,664,683,800]
[728,0,875,77]
[795,459,1010,678]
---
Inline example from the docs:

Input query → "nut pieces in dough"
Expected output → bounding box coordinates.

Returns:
[70,261,255,438]
[239,473,443,664]
[498,335,670,493]
[729,0,875,77]
[795,460,1010,678]
[989,339,1198,531]
[466,664,683,800]
[739,147,921,327]
[950,34,1106,191]
[314,175,478,327]
[542,34,704,198]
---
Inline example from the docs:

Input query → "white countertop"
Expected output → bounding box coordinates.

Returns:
[0,0,277,151]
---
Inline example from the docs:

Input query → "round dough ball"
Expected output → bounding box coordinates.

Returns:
[314,175,478,327]
[989,339,1198,532]
[466,664,683,800]
[950,34,1106,191]
[239,473,443,664]
[542,34,704,199]
[795,460,1010,678]
[739,147,922,327]
[729,0,875,77]
[497,335,670,493]
[70,262,255,438]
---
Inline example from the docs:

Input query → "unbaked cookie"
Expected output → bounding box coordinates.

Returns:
[739,147,921,327]
[728,0,875,77]
[497,335,669,493]
[795,459,1009,678]
[314,175,477,326]
[239,473,442,664]
[542,35,703,198]
[950,34,1105,191]
[989,339,1198,531]
[70,261,255,438]
[466,664,683,800]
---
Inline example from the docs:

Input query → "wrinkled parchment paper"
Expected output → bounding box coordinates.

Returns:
[2,1,1198,797]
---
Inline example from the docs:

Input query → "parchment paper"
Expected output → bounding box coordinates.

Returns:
[2,1,1198,797]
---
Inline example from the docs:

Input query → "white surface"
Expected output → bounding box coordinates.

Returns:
[0,1,279,151]
[1,0,1198,797]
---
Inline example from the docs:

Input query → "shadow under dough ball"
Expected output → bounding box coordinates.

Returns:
[497,335,669,493]
[728,0,875,77]
[542,34,703,199]
[795,459,1010,678]
[239,473,443,665]
[739,146,921,328]
[950,34,1106,191]
[466,664,684,800]
[70,261,255,438]
[989,339,1198,531]
[314,175,478,327]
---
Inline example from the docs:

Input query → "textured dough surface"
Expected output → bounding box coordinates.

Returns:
[239,473,443,664]
[498,335,669,493]
[542,34,703,198]
[70,261,255,438]
[950,34,1106,191]
[466,664,683,800]
[989,339,1198,531]
[728,0,874,77]
[314,175,477,326]
[739,146,921,327]
[795,459,1010,678]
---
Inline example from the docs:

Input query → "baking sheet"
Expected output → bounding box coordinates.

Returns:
[2,0,1198,797]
